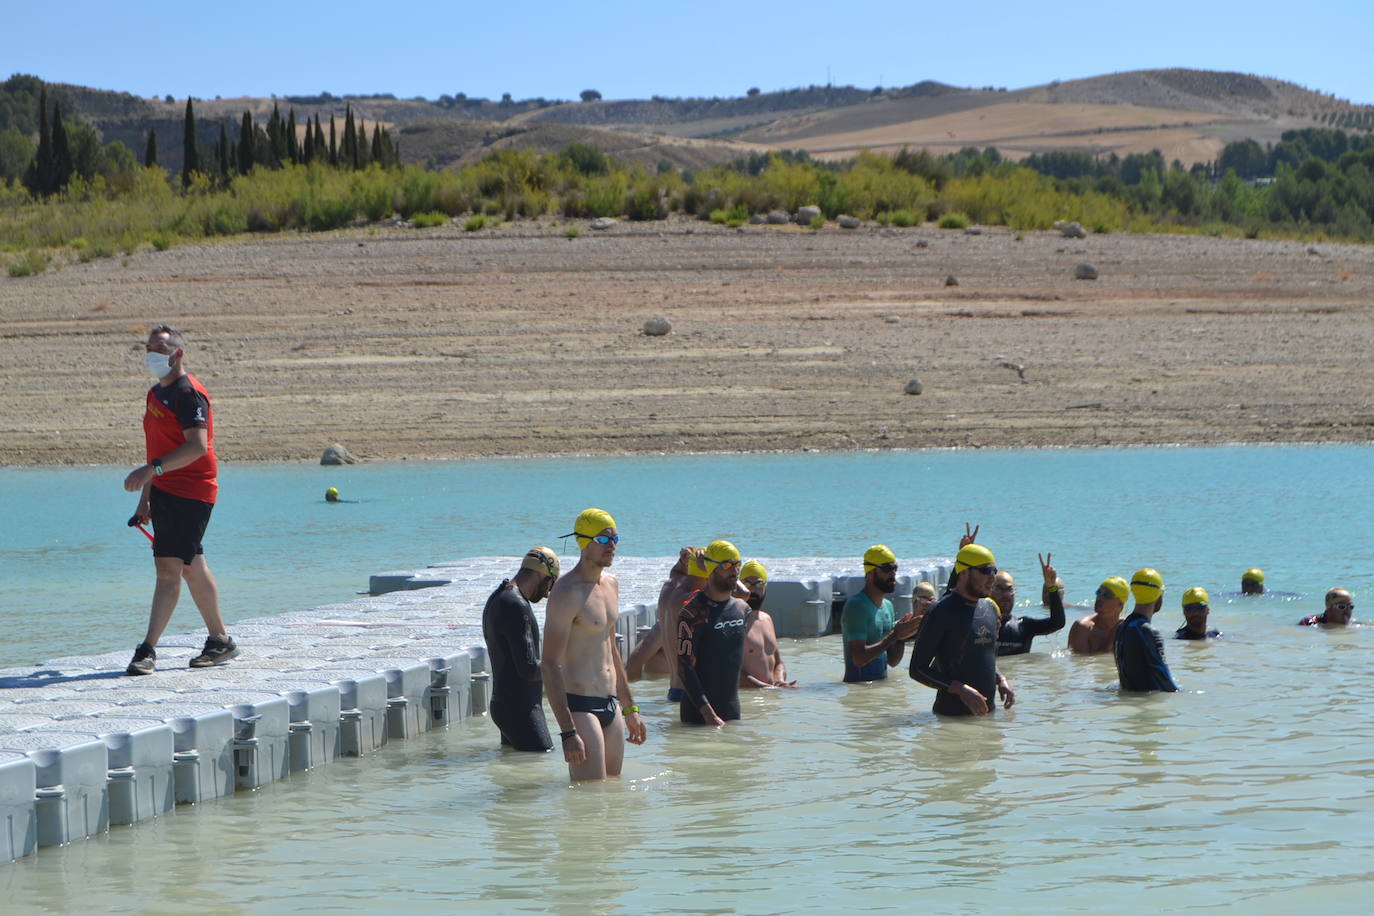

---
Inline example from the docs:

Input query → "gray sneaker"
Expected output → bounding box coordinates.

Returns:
[126,641,156,676]
[189,635,240,668]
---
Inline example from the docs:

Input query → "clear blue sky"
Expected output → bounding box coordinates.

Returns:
[8,0,1372,105]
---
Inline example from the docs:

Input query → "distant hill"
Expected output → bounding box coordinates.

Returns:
[19,68,1374,175]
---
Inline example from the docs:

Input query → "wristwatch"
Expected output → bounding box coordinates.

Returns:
[150,458,164,476]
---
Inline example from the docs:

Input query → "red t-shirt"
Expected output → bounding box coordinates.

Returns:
[144,374,218,503]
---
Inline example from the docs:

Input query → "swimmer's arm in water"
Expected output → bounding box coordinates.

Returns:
[624,621,661,681]
[540,586,585,765]
[996,670,1015,709]
[677,597,725,726]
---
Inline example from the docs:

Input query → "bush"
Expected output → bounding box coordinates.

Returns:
[149,232,175,251]
[808,214,825,229]
[7,248,50,277]
[878,209,918,227]
[564,226,579,239]
[411,210,448,228]
[464,214,488,231]
[938,211,970,229]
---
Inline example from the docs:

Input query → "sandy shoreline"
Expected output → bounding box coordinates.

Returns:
[1,216,1371,466]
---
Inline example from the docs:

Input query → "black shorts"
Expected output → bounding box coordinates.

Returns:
[150,485,214,564]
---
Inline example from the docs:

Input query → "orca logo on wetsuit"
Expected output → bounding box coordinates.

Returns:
[714,618,745,630]
[973,624,995,645]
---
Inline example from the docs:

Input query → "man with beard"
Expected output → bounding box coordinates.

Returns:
[482,547,560,751]
[909,544,1016,716]
[992,554,1066,656]
[541,508,647,781]
[677,540,750,725]
[841,545,920,683]
[1175,587,1221,640]
[1067,577,1130,655]
[738,560,796,689]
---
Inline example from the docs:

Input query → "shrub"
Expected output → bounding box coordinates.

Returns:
[880,209,918,227]
[464,214,488,231]
[938,211,970,229]
[808,214,825,229]
[7,248,51,277]
[564,227,579,239]
[149,232,175,251]
[411,210,448,228]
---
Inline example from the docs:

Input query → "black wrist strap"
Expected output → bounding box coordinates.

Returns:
[560,729,577,742]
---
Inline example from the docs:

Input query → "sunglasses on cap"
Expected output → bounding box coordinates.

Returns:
[588,534,619,545]
[1183,602,1208,612]
[706,557,741,571]
[968,564,998,575]
[870,562,898,573]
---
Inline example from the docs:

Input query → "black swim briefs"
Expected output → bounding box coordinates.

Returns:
[566,693,618,728]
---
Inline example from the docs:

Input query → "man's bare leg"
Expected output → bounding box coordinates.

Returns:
[569,711,608,782]
[182,555,227,638]
[603,716,627,777]
[143,556,185,646]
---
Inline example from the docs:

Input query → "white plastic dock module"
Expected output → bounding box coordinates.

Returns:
[0,731,110,848]
[763,578,835,638]
[0,750,37,861]
[215,692,291,791]
[466,647,490,718]
[116,702,236,805]
[272,681,343,772]
[372,659,435,740]
[57,716,175,826]
[404,647,473,729]
[286,667,390,757]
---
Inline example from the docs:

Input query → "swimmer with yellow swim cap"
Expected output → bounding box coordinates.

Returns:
[1068,576,1129,655]
[1241,568,1265,595]
[1113,568,1179,693]
[542,508,646,782]
[738,560,797,690]
[627,543,714,696]
[909,529,1015,716]
[677,540,754,725]
[841,544,921,683]
[325,487,339,502]
[1175,586,1220,640]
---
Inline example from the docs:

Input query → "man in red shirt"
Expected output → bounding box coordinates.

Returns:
[122,324,239,675]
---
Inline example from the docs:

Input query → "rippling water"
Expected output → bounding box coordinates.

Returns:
[2,445,1372,910]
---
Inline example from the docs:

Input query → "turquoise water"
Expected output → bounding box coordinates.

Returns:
[1,445,1369,667]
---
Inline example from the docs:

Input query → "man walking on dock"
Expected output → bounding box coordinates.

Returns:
[122,324,238,676]
[542,508,646,781]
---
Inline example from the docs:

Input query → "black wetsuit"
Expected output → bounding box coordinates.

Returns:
[1114,612,1179,692]
[1174,625,1221,640]
[996,590,1066,656]
[909,592,1000,716]
[481,580,553,751]
[677,590,746,725]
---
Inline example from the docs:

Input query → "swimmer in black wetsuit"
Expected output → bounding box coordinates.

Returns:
[909,543,1015,716]
[1241,568,1265,595]
[1113,568,1179,692]
[993,553,1066,656]
[1175,587,1221,640]
[482,547,561,751]
[677,540,748,726]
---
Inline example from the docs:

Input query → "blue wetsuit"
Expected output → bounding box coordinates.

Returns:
[1114,611,1179,692]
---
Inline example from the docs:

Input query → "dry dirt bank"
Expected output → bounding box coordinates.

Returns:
[1,217,1371,466]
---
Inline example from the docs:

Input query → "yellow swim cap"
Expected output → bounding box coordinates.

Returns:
[325,487,339,499]
[954,544,995,573]
[1130,568,1164,603]
[1182,586,1209,607]
[1242,568,1265,585]
[521,547,560,580]
[1100,577,1129,604]
[570,507,617,548]
[863,544,897,569]
[741,560,768,582]
[704,540,741,564]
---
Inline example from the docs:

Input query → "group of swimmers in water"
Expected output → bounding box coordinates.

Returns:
[482,509,1358,781]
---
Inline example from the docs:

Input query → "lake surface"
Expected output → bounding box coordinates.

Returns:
[1,446,1372,911]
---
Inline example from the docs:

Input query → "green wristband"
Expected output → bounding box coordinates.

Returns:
[622,704,639,716]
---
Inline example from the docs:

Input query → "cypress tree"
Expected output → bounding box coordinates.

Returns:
[302,118,314,163]
[144,127,158,167]
[27,85,52,194]
[371,125,383,167]
[51,103,73,192]
[238,111,254,175]
[313,116,326,164]
[328,115,337,166]
[343,106,356,169]
[286,109,299,164]
[217,120,230,180]
[182,97,199,187]
[268,102,285,165]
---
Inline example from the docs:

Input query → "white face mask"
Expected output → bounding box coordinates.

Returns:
[144,350,174,379]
